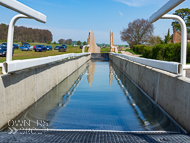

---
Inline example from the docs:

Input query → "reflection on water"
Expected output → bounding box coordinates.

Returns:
[7,61,182,132]
[87,62,96,87]
[109,66,113,85]
[110,63,182,132]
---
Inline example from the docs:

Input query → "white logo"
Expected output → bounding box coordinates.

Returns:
[8,127,18,134]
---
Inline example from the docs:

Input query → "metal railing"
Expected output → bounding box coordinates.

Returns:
[110,52,182,75]
[149,0,188,77]
[1,53,90,75]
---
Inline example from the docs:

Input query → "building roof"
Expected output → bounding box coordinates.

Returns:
[176,31,190,40]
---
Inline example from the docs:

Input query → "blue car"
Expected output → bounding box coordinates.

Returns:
[35,45,47,52]
[59,46,66,52]
[46,45,52,51]
[13,44,19,49]
[54,46,60,50]
[2,43,7,46]
[21,44,30,51]
[1,43,19,50]
[62,44,67,49]
[0,45,14,57]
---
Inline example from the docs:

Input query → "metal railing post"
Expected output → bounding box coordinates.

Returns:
[161,14,187,77]
[82,45,90,53]
[6,14,28,62]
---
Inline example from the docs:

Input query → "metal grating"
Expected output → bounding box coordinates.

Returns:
[0,131,190,143]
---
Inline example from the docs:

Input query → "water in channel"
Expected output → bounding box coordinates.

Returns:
[8,61,182,132]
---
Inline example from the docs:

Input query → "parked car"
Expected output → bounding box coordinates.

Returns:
[54,46,60,50]
[2,43,7,46]
[72,44,78,47]
[13,44,19,49]
[46,45,52,51]
[62,44,67,49]
[22,42,29,46]
[1,43,19,50]
[0,45,14,57]
[35,45,47,52]
[58,46,66,52]
[20,44,30,51]
[20,43,30,50]
[79,45,83,49]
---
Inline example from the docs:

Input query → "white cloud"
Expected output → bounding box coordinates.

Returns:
[114,0,165,7]
[119,12,123,16]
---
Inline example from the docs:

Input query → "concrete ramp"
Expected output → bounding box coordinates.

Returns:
[87,29,100,53]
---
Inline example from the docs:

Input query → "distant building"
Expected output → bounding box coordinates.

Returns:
[171,27,190,43]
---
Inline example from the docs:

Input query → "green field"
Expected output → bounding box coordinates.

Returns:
[0,43,83,63]
[0,42,111,63]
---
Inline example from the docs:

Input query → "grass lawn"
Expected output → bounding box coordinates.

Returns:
[100,48,110,53]
[0,42,111,63]
[84,47,110,53]
[0,43,82,63]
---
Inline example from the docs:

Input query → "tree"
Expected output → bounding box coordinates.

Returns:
[148,36,163,46]
[172,8,190,33]
[53,41,56,44]
[83,41,87,45]
[65,39,72,45]
[164,29,172,44]
[47,41,51,44]
[76,40,81,45]
[0,23,52,43]
[58,39,65,44]
[120,19,154,49]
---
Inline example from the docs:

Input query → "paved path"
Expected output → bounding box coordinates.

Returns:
[121,51,141,57]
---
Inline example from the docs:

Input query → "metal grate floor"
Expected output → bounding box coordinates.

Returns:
[0,130,190,143]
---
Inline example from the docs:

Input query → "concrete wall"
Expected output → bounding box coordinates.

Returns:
[0,55,90,129]
[110,54,190,133]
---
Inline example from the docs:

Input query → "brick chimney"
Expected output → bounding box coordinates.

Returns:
[173,27,176,43]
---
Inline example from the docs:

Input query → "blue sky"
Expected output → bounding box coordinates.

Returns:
[0,0,190,45]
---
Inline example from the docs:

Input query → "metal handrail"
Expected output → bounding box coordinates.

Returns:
[2,53,90,75]
[110,52,182,75]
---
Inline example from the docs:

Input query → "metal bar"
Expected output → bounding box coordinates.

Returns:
[82,45,90,53]
[6,14,29,62]
[149,0,185,23]
[183,65,190,70]
[111,46,118,53]
[161,14,187,77]
[110,52,181,74]
[2,53,90,74]
[0,0,46,23]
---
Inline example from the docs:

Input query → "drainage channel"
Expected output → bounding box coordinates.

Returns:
[1,60,190,142]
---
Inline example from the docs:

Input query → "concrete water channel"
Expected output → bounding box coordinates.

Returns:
[5,60,183,133]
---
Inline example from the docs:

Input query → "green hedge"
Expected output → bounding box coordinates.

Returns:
[133,43,190,63]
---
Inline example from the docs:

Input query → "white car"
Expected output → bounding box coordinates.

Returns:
[29,46,33,51]
[72,44,78,47]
